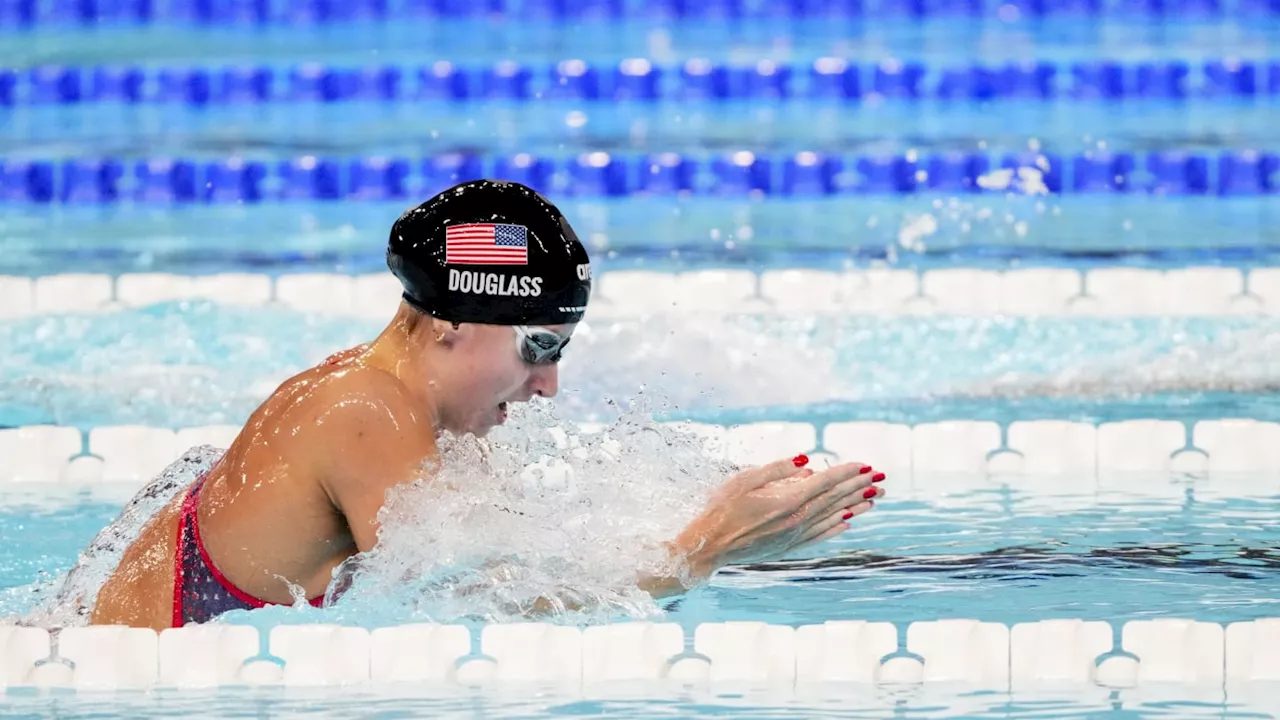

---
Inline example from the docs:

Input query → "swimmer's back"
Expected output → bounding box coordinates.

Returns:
[92,348,439,630]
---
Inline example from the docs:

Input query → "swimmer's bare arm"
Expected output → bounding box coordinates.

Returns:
[636,458,883,598]
[308,369,439,553]
[306,373,882,604]
[518,460,882,610]
[461,452,881,608]
[484,457,883,613]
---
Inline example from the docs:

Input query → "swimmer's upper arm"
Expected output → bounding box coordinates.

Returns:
[309,370,438,553]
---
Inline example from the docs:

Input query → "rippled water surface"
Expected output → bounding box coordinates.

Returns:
[1,685,1272,719]
[6,7,1280,716]
[4,302,1280,429]
[3,478,1275,627]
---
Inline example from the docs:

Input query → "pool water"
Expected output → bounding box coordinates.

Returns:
[4,196,1280,278]
[2,479,1276,628]
[0,685,1248,719]
[2,303,1277,626]
[4,303,1280,425]
[5,2,1280,717]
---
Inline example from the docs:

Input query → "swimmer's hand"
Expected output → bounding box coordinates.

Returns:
[640,457,882,597]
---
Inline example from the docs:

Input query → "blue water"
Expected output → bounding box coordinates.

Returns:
[4,18,1280,66]
[2,303,1277,639]
[0,685,1259,718]
[0,482,1276,627]
[2,197,1279,277]
[5,8,1280,718]
[8,101,1280,153]
[3,303,1279,428]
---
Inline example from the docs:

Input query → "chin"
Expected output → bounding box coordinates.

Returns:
[462,402,509,438]
[468,416,499,438]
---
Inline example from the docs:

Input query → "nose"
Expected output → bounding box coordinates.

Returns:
[529,362,560,399]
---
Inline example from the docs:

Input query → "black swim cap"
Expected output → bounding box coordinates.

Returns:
[387,179,592,326]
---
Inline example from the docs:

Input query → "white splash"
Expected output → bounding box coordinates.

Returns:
[19,446,223,628]
[897,213,939,253]
[0,305,857,428]
[558,313,852,418]
[951,324,1280,399]
[326,398,739,625]
[976,164,1052,195]
[14,400,746,629]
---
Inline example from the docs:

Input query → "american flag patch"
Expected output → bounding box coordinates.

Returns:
[445,223,529,265]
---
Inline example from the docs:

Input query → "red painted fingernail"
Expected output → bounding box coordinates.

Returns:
[861,465,873,474]
[842,511,854,520]
[872,472,886,482]
[863,487,878,499]
[792,454,809,467]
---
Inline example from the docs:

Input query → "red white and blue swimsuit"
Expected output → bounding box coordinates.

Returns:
[171,474,325,626]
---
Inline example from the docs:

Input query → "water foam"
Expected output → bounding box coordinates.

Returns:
[0,303,855,427]
[20,446,223,628]
[953,323,1280,400]
[13,399,741,629]
[561,313,849,419]
[319,397,738,626]
[5,303,1278,428]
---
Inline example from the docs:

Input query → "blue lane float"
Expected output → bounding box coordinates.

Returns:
[0,150,1276,203]
[2,59,1278,105]
[1,0,1277,24]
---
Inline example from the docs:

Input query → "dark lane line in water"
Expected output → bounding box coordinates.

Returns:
[729,543,1280,581]
[8,240,1280,277]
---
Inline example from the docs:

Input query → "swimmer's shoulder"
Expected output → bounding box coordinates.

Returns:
[318,345,368,368]
[253,349,435,457]
[280,347,414,415]
[310,363,431,431]
[294,362,439,518]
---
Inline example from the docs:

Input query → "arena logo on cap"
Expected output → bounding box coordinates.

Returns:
[449,269,543,297]
[576,263,591,281]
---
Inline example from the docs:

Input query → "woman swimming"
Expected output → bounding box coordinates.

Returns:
[87,180,886,629]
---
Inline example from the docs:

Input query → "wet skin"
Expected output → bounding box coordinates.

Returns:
[91,305,565,630]
[89,303,885,629]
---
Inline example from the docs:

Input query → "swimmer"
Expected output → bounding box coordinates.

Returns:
[88,180,886,630]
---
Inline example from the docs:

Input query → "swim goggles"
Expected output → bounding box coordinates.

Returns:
[514,326,571,366]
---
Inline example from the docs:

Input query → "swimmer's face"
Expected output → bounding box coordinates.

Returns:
[436,322,576,436]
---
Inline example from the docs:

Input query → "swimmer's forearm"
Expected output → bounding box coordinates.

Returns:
[636,573,691,599]
[636,533,723,599]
